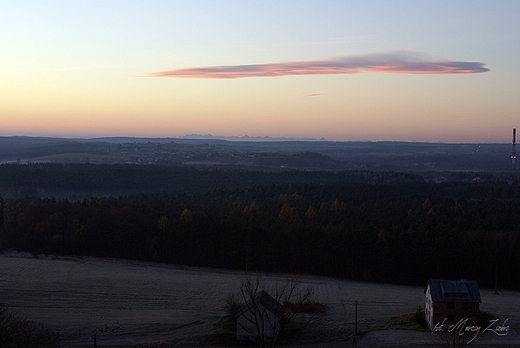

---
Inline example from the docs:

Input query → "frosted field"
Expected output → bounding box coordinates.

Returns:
[0,253,518,347]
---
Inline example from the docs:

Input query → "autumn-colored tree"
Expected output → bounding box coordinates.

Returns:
[244,201,260,214]
[158,215,169,233]
[305,206,317,220]
[279,204,301,225]
[330,199,341,211]
[179,209,193,223]
[319,202,327,212]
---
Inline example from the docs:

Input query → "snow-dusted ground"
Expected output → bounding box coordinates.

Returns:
[0,252,518,347]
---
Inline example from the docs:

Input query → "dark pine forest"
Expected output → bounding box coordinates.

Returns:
[1,163,520,288]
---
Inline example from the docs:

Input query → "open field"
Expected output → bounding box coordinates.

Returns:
[0,252,519,347]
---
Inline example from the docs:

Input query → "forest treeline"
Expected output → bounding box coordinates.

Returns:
[1,164,520,288]
[0,163,427,196]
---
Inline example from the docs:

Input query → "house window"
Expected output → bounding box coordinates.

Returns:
[462,303,471,309]
[446,303,455,309]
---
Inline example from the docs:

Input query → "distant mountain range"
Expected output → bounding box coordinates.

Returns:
[180,134,327,142]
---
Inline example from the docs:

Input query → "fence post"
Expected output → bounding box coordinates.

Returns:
[355,300,358,335]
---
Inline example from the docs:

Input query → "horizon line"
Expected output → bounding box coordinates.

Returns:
[0,134,510,145]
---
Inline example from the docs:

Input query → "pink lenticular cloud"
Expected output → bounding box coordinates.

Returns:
[147,52,489,79]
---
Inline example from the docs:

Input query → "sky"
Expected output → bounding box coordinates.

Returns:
[1,1,520,142]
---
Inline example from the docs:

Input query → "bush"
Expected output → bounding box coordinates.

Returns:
[0,306,60,348]
[413,306,427,328]
[223,293,241,331]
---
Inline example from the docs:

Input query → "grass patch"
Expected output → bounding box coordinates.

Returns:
[359,312,429,333]
[286,300,327,314]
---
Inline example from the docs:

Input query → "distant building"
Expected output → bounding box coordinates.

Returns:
[236,290,284,342]
[424,279,481,330]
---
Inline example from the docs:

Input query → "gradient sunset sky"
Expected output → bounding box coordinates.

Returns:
[2,1,519,142]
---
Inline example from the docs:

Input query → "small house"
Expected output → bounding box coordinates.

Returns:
[236,290,284,342]
[424,279,481,330]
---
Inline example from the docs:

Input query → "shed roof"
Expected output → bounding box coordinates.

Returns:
[237,290,284,319]
[426,279,481,303]
[257,291,284,318]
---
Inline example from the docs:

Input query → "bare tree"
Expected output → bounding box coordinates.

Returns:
[233,277,323,348]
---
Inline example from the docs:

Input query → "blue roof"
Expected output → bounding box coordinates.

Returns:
[426,279,481,303]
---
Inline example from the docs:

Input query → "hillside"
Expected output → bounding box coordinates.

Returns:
[1,254,518,347]
[0,136,514,172]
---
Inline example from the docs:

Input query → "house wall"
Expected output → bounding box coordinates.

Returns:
[236,303,280,341]
[425,285,434,329]
[430,302,479,328]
